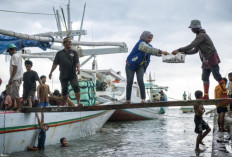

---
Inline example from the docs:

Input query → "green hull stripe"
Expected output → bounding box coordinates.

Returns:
[0,111,107,132]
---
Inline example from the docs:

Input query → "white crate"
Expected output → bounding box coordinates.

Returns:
[162,53,185,63]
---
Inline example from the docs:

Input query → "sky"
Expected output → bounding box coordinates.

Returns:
[0,0,232,100]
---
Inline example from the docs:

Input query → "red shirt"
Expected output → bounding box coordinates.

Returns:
[201,53,220,69]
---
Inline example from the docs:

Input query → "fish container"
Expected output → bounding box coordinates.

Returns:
[162,53,185,63]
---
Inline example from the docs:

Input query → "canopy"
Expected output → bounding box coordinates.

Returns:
[0,34,53,54]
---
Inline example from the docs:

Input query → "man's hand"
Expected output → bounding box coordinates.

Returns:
[172,49,179,55]
[49,73,52,80]
[161,51,169,56]
[76,68,80,75]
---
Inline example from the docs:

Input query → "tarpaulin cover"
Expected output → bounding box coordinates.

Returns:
[0,34,53,54]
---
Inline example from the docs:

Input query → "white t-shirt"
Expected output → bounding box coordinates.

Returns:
[10,53,23,80]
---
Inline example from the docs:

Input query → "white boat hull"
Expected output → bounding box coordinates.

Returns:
[0,110,114,154]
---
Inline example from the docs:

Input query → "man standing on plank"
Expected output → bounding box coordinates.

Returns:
[49,37,83,107]
[172,20,227,100]
[7,44,23,112]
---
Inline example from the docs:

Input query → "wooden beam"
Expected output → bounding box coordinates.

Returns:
[21,99,232,113]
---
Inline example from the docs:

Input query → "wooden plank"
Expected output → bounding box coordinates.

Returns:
[21,99,232,113]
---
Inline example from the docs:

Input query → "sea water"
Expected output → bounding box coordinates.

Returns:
[10,107,214,157]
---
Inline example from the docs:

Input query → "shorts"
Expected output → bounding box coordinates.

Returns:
[217,107,228,113]
[23,91,35,101]
[194,115,209,134]
[37,102,49,107]
[60,77,80,96]
[9,79,22,99]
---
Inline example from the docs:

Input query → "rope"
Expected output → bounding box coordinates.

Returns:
[3,110,6,154]
[0,9,54,15]
[167,97,181,101]
[164,114,193,119]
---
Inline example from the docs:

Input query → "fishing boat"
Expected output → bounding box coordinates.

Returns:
[0,106,114,154]
[181,107,194,113]
[180,92,194,113]
[82,70,169,121]
[0,3,128,154]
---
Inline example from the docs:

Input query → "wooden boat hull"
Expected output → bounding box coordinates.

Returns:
[108,107,162,122]
[0,110,114,154]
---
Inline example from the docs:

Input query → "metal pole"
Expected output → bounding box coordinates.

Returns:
[61,7,69,37]
[67,0,71,31]
[53,7,59,32]
[56,10,62,38]
[78,3,86,41]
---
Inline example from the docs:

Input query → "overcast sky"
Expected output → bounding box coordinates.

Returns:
[0,0,232,100]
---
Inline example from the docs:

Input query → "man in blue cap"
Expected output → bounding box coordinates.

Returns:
[172,20,227,100]
[7,44,23,112]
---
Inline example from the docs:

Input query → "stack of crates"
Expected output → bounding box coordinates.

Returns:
[68,80,96,106]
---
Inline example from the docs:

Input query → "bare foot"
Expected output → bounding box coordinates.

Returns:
[141,100,146,103]
[123,100,130,104]
[221,128,227,132]
[78,103,83,107]
[14,110,20,113]
[195,148,204,153]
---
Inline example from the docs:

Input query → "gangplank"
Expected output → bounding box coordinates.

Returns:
[21,99,232,113]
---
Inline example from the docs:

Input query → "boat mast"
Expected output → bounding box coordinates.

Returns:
[78,2,86,41]
[67,0,71,32]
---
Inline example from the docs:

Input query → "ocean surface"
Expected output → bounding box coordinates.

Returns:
[10,107,214,157]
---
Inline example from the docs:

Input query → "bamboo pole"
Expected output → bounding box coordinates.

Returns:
[21,99,232,113]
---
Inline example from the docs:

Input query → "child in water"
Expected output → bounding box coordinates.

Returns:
[27,112,49,151]
[194,90,211,154]
[60,137,68,147]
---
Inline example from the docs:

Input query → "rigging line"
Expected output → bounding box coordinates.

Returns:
[0,9,54,15]
[51,49,54,93]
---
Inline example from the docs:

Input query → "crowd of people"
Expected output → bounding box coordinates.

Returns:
[1,19,232,153]
[0,37,83,112]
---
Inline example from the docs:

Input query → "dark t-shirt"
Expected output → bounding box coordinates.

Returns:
[23,70,39,94]
[37,128,46,149]
[53,49,79,80]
